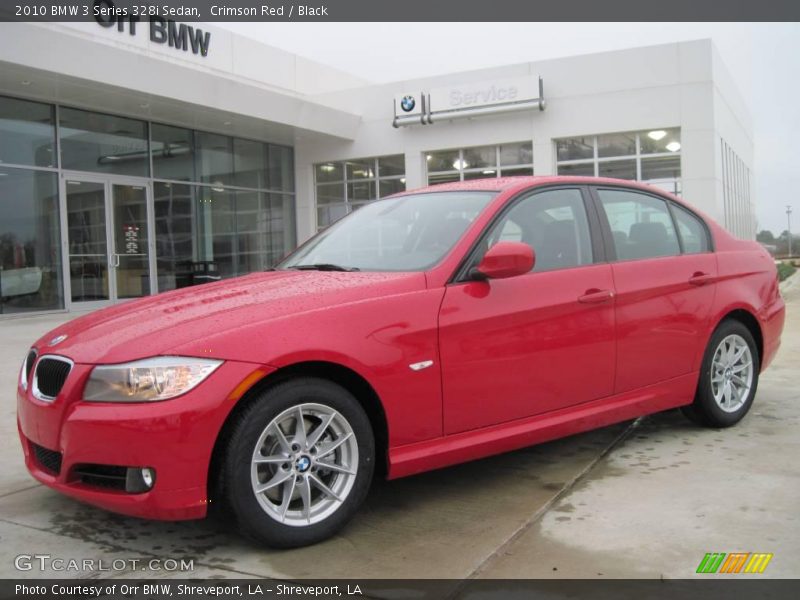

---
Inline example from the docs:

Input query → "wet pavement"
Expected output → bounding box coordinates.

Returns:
[0,279,797,580]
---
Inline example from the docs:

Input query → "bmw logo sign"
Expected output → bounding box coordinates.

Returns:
[48,334,68,347]
[400,95,416,112]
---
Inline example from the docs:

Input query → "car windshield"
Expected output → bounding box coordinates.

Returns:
[279,191,496,271]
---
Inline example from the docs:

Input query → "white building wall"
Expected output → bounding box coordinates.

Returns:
[296,39,751,243]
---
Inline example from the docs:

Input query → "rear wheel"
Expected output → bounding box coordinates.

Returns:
[682,319,760,428]
[221,378,375,548]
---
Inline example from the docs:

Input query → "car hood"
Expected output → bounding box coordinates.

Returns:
[34,271,427,364]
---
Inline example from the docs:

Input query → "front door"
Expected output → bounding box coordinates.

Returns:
[62,174,155,309]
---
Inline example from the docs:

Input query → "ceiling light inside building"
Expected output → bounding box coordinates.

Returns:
[452,159,469,170]
[666,141,681,152]
[483,169,496,175]
[647,130,667,141]
[320,164,335,172]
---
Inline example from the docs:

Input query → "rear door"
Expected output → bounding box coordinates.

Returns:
[439,186,617,434]
[591,186,717,393]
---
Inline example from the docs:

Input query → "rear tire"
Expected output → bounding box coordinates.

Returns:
[220,377,374,548]
[682,319,760,428]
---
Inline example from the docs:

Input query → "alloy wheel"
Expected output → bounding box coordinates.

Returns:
[710,334,753,414]
[250,403,359,527]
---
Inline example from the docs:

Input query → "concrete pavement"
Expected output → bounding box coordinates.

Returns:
[0,281,797,580]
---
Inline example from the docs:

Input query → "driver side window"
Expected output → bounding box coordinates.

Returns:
[488,188,594,272]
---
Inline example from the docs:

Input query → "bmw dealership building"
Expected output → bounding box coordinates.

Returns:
[0,21,754,315]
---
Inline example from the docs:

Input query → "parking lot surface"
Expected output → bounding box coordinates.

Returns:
[1,279,797,580]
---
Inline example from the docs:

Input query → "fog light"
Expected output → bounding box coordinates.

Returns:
[141,468,155,488]
[125,467,156,493]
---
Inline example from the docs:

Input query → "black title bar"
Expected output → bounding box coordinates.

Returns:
[1,0,800,22]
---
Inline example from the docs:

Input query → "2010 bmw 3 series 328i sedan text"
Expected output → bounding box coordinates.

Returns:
[17,177,785,548]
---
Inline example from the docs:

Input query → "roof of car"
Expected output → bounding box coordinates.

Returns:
[406,175,671,195]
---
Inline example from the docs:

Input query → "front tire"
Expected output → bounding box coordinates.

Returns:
[221,377,375,548]
[682,319,760,428]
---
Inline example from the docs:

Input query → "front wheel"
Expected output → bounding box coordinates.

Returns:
[682,319,760,428]
[221,378,375,548]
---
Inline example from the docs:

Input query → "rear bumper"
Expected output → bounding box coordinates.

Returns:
[760,295,785,371]
[17,360,272,521]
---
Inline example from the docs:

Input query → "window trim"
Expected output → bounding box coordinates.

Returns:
[588,185,714,263]
[449,184,605,284]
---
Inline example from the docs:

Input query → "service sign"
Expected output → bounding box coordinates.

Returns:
[393,76,541,119]
[431,76,539,113]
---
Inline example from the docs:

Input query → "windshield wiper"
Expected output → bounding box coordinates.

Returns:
[287,263,360,272]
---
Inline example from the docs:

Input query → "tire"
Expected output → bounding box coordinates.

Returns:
[681,319,760,428]
[220,377,375,548]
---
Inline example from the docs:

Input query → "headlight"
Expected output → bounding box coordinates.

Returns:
[83,356,223,402]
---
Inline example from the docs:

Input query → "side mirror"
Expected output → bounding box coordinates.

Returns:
[471,241,535,280]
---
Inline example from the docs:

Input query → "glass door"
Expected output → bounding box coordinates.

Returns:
[65,179,110,307]
[62,175,154,308]
[111,183,151,299]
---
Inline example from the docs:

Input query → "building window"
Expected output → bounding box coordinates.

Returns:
[151,135,296,291]
[59,107,149,177]
[0,167,63,314]
[426,142,533,185]
[556,129,682,195]
[151,124,195,181]
[150,124,296,291]
[0,96,56,168]
[314,155,406,229]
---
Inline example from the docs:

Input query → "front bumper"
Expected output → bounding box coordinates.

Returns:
[17,359,272,521]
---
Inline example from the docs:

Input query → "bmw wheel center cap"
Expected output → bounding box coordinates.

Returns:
[295,456,311,473]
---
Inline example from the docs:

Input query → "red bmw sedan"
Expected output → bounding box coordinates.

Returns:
[17,177,785,547]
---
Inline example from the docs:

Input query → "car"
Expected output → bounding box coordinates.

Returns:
[17,176,785,548]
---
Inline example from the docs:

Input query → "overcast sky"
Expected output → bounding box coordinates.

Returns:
[222,22,799,234]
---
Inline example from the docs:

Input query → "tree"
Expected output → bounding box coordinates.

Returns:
[757,230,776,244]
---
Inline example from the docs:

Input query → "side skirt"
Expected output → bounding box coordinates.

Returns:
[387,372,697,479]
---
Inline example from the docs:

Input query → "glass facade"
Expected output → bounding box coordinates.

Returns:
[556,129,682,195]
[426,142,533,184]
[0,94,296,314]
[314,155,405,229]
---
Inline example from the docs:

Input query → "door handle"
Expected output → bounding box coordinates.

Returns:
[577,289,614,304]
[688,272,713,286]
[110,254,120,268]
